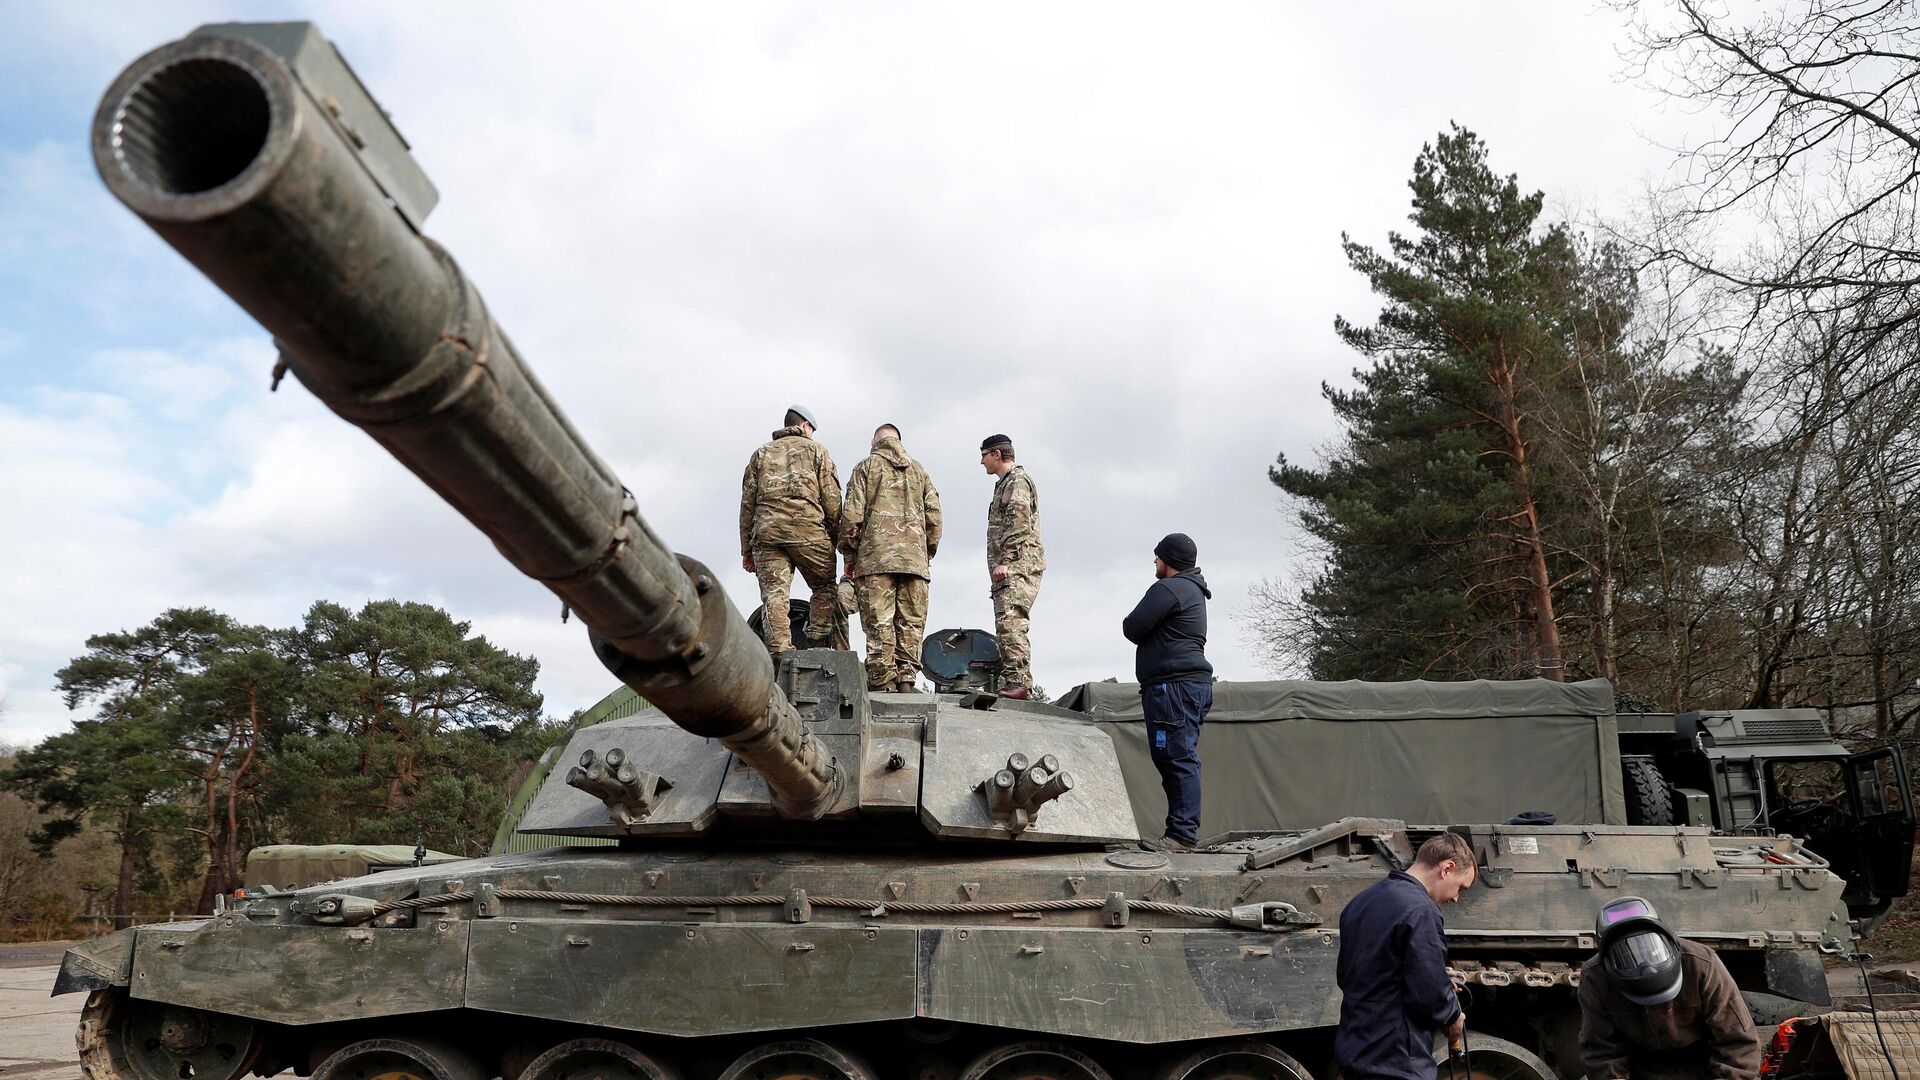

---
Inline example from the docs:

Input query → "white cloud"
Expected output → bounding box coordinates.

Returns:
[86,347,241,424]
[4,2,1706,744]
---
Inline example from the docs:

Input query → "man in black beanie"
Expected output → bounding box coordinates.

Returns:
[1122,532,1213,851]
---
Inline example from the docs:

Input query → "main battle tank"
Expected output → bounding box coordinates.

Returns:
[60,22,1861,1080]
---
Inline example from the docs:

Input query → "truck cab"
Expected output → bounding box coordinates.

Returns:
[1619,708,1915,926]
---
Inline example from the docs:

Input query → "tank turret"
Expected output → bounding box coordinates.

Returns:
[92,21,1134,845]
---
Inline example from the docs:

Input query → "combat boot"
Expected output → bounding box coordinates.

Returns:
[998,685,1031,700]
[893,680,916,693]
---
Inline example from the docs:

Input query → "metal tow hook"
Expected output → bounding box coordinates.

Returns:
[1228,901,1320,932]
[309,894,378,925]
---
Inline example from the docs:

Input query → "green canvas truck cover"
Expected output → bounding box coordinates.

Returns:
[1055,677,1625,837]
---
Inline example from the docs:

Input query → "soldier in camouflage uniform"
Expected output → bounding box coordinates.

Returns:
[740,405,842,658]
[840,424,943,692]
[980,434,1044,699]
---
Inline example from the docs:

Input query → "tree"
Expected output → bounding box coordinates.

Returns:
[0,745,38,929]
[1618,2,1920,725]
[3,599,553,919]
[276,600,548,856]
[5,610,229,923]
[1273,126,1582,680]
[1263,128,1765,695]
[1624,1,1920,361]
[171,624,296,911]
[1526,243,1749,707]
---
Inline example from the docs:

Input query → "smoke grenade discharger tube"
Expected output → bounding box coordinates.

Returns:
[91,25,838,819]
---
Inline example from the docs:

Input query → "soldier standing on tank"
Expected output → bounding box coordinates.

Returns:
[740,405,842,659]
[1577,896,1760,1080]
[980,434,1044,699]
[839,423,943,692]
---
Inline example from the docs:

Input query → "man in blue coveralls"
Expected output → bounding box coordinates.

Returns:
[1335,832,1477,1079]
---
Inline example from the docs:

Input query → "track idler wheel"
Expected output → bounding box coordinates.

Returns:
[717,1039,875,1080]
[959,1042,1113,1080]
[312,1037,484,1080]
[519,1039,681,1080]
[1161,1041,1314,1080]
[77,989,260,1080]
[1430,1032,1555,1080]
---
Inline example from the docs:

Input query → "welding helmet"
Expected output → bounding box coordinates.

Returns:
[1595,896,1683,1006]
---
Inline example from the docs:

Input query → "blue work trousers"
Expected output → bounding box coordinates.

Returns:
[1143,680,1211,843]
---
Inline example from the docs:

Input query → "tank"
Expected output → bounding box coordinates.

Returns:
[58,22,1863,1080]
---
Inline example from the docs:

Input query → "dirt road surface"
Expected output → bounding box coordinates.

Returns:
[0,941,82,1080]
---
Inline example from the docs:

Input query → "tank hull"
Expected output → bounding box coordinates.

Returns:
[60,819,1846,1079]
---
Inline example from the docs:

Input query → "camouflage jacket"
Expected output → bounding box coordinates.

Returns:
[986,464,1045,575]
[739,425,842,553]
[839,436,942,579]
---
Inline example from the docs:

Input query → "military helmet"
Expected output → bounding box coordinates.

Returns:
[1595,896,1683,1006]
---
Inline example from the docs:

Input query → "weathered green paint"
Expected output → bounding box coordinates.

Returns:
[53,926,136,992]
[491,685,642,854]
[131,921,469,1023]
[464,922,917,1035]
[921,927,1343,1042]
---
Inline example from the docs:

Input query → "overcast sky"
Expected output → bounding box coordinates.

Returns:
[0,2,1702,745]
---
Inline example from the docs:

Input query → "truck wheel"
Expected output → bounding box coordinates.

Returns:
[1623,757,1674,826]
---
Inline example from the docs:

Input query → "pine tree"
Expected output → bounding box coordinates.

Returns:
[1273,126,1574,680]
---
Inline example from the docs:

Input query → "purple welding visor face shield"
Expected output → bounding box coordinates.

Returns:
[1594,896,1683,1007]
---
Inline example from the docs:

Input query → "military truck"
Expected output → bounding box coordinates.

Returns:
[1617,709,1914,928]
[55,21,1887,1080]
[1063,680,1916,930]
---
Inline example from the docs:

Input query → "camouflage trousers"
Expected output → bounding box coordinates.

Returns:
[854,574,930,689]
[831,579,855,651]
[753,541,836,655]
[992,571,1041,690]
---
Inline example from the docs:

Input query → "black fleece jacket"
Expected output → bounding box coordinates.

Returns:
[1121,568,1213,684]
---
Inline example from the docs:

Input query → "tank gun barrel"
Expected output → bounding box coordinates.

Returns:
[90,24,839,818]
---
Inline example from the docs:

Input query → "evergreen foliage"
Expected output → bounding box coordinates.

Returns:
[1274,127,1577,680]
[1271,128,1758,701]
[1,600,554,923]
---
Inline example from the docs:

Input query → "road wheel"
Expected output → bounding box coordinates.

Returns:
[960,1042,1113,1080]
[717,1039,875,1080]
[1160,1040,1314,1080]
[77,988,260,1080]
[517,1038,680,1080]
[1623,757,1674,826]
[311,1036,483,1080]
[1429,1032,1555,1080]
